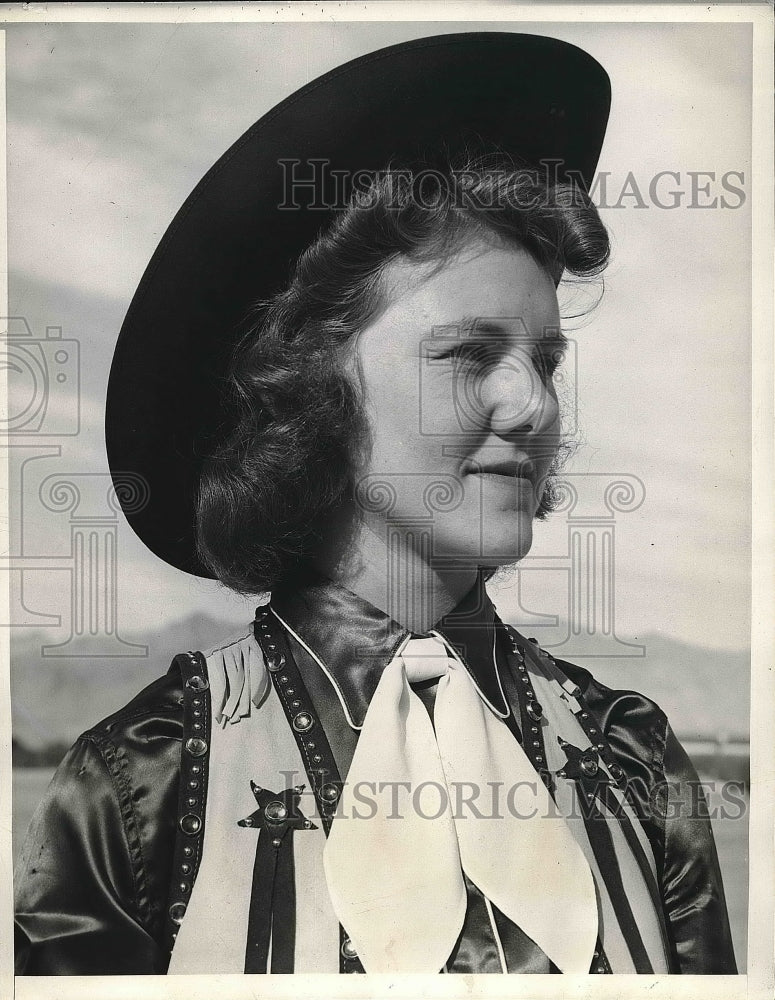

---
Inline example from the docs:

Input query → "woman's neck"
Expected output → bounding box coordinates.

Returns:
[313,509,479,633]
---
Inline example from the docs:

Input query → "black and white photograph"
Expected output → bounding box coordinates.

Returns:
[2,4,773,997]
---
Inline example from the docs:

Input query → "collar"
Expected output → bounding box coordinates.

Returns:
[269,571,509,728]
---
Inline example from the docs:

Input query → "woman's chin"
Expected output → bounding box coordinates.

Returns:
[433,514,535,567]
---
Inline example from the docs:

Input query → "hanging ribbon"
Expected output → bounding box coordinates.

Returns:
[239,782,318,973]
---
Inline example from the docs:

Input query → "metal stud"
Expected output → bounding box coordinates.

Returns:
[291,700,301,710]
[183,846,193,858]
[169,901,187,924]
[264,801,288,822]
[321,783,340,803]
[185,674,209,692]
[187,797,197,807]
[341,937,358,960]
[181,863,191,875]
[180,813,202,835]
[267,654,286,672]
[185,737,208,757]
[293,712,314,732]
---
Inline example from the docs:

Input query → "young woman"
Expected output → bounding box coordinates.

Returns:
[14,31,736,976]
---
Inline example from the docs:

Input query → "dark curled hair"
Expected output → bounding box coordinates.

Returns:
[196,157,610,595]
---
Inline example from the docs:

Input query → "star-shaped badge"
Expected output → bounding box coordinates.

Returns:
[238,782,317,847]
[555,738,613,803]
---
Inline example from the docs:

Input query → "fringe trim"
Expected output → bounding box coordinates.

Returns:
[204,631,270,727]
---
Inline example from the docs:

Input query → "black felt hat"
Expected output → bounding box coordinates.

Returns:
[106,31,611,577]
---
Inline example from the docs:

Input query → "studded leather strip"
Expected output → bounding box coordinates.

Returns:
[162,650,212,954]
[500,626,553,794]
[502,626,612,975]
[253,604,364,974]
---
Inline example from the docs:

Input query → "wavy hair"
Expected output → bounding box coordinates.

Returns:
[196,158,610,594]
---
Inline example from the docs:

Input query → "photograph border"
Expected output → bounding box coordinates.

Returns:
[0,3,772,999]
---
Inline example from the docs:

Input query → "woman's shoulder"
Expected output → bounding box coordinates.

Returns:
[551,655,669,737]
[78,657,187,752]
[79,627,256,746]
[547,654,674,807]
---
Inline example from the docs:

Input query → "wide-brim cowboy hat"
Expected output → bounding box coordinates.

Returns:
[106,31,610,577]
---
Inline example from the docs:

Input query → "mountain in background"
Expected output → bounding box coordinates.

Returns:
[11,613,750,749]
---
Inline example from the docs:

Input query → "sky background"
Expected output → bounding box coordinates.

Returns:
[5,18,752,703]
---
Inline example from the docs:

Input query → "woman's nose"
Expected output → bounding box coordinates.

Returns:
[479,352,560,437]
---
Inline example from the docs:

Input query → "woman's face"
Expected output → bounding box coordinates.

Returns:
[351,238,563,569]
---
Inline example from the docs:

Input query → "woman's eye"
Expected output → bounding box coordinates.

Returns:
[436,342,566,379]
[443,342,501,367]
[534,347,566,381]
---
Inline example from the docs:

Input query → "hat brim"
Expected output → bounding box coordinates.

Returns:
[106,31,610,577]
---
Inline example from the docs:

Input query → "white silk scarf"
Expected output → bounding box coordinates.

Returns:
[323,633,598,973]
